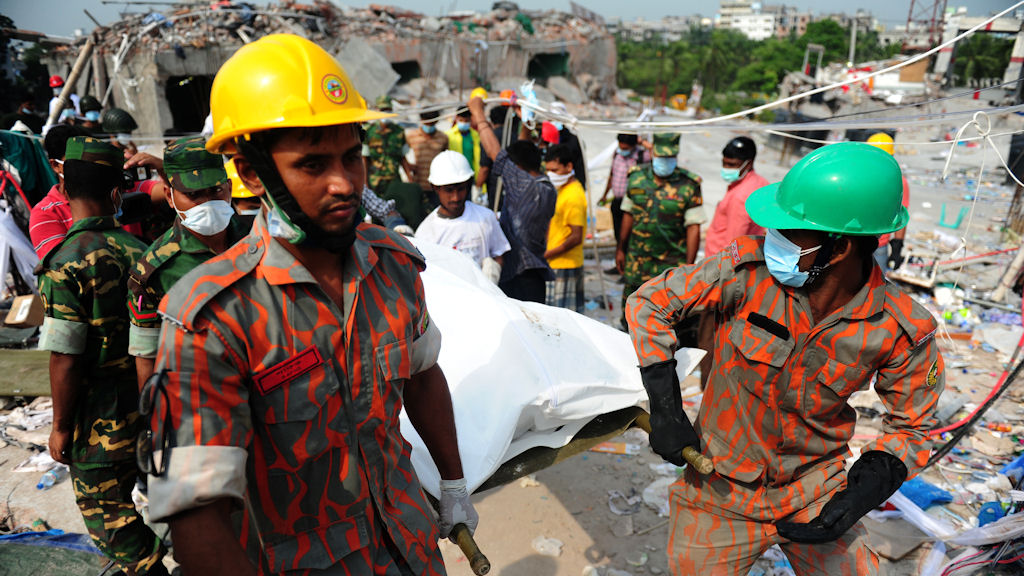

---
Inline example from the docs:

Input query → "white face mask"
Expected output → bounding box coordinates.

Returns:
[546,170,573,188]
[170,195,234,236]
[237,208,261,217]
[116,133,132,146]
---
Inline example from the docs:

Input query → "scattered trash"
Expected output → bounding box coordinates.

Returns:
[608,489,642,515]
[625,551,648,566]
[36,464,68,490]
[531,535,563,557]
[611,515,634,537]
[899,477,954,510]
[642,476,675,517]
[590,442,641,455]
[12,451,57,474]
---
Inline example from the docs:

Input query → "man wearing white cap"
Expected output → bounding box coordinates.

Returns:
[416,150,510,281]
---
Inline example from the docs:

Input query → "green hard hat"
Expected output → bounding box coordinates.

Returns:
[745,142,908,236]
[101,107,138,133]
[79,95,102,113]
[163,136,229,193]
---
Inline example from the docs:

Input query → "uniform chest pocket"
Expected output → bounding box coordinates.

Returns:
[251,348,339,424]
[376,338,412,383]
[810,358,872,405]
[727,320,794,368]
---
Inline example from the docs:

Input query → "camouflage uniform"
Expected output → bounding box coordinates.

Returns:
[127,136,244,358]
[621,134,706,318]
[625,236,943,575]
[147,213,447,575]
[364,121,408,192]
[36,135,165,575]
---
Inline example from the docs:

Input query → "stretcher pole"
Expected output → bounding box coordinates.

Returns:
[634,413,714,475]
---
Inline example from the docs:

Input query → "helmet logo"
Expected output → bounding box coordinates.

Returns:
[321,74,348,105]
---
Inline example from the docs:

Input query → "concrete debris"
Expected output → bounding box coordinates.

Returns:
[334,37,401,104]
[548,76,587,105]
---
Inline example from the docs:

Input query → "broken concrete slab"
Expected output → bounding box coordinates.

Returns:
[334,38,401,105]
[548,76,586,105]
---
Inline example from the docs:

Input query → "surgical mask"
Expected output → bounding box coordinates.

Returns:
[52,88,61,97]
[616,147,634,157]
[111,190,123,220]
[237,208,261,217]
[53,158,64,180]
[171,196,234,236]
[721,161,749,183]
[551,121,564,131]
[116,133,132,146]
[456,121,471,133]
[652,157,677,178]
[20,107,31,115]
[422,124,437,134]
[546,170,573,188]
[763,228,821,287]
[85,110,100,122]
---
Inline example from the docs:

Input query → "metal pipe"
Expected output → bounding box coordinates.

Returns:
[44,36,95,130]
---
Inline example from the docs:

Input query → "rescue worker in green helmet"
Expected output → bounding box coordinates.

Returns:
[625,142,943,575]
[102,107,139,158]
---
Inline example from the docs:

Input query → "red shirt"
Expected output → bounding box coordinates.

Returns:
[29,185,73,259]
[704,170,768,257]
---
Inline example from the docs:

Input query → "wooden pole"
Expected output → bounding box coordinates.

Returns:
[44,36,95,128]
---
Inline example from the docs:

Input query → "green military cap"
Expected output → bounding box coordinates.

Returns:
[163,136,229,193]
[64,136,122,167]
[652,133,681,157]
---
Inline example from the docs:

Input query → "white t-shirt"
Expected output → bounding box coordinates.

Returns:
[415,201,511,266]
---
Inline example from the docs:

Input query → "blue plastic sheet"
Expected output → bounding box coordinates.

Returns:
[0,529,101,555]
[898,476,954,510]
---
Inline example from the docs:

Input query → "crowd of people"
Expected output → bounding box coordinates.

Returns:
[7,32,937,576]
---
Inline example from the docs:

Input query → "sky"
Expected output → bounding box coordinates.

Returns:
[1,0,1014,38]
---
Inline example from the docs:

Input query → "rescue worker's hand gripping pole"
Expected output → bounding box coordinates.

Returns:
[638,359,714,475]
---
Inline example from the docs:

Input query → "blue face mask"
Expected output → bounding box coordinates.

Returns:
[763,228,821,287]
[552,121,564,132]
[456,121,471,133]
[85,110,100,122]
[721,160,749,183]
[617,147,634,157]
[652,157,677,178]
[422,124,437,134]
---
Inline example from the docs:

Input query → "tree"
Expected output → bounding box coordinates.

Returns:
[953,33,1014,86]
[799,20,848,64]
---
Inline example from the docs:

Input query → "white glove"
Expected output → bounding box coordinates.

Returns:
[393,224,415,237]
[438,477,479,540]
[481,257,501,284]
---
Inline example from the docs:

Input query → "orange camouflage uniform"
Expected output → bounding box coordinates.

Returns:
[147,213,446,575]
[626,235,943,575]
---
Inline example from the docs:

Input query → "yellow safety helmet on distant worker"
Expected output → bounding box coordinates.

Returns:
[223,158,255,199]
[206,33,394,154]
[866,132,895,155]
[470,87,489,102]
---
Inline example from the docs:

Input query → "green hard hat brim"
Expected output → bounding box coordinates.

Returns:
[746,182,910,236]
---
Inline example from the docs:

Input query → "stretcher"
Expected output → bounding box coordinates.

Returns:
[445,406,714,575]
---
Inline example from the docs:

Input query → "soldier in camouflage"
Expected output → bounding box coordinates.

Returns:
[615,133,706,327]
[127,135,248,388]
[363,95,415,193]
[36,136,167,575]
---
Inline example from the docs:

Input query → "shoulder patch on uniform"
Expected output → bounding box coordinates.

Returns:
[728,236,763,268]
[161,234,263,329]
[926,360,939,387]
[357,224,425,270]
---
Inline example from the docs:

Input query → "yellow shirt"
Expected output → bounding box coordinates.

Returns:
[546,180,587,269]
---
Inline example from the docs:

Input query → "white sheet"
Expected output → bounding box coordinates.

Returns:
[401,239,703,496]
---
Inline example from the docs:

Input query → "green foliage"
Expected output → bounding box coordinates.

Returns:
[616,19,911,110]
[953,33,1014,85]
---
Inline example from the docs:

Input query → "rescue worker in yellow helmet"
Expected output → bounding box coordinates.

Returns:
[224,158,262,228]
[866,132,910,271]
[145,34,477,575]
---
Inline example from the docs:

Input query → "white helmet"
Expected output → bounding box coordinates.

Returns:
[428,150,475,186]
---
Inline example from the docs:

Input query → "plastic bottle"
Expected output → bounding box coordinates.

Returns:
[36,465,68,490]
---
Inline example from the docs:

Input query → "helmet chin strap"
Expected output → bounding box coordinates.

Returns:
[236,137,357,254]
[804,234,837,287]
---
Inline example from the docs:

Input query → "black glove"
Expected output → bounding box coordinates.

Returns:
[640,359,700,467]
[776,451,907,544]
[888,238,905,270]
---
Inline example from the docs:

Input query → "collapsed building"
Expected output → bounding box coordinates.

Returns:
[42,1,617,138]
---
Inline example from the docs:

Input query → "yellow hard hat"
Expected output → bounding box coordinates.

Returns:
[224,158,256,199]
[470,87,489,101]
[206,34,395,154]
[866,132,895,155]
